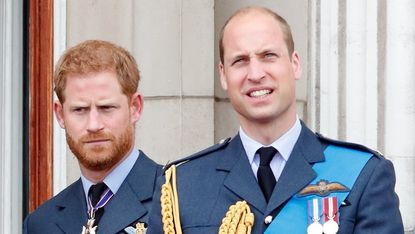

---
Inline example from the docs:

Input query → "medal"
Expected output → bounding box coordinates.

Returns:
[323,219,339,234]
[322,196,339,234]
[82,187,114,234]
[87,188,114,219]
[307,221,323,234]
[307,198,323,234]
[81,218,97,234]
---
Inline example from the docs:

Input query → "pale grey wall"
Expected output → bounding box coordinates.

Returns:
[0,0,23,233]
[65,0,309,180]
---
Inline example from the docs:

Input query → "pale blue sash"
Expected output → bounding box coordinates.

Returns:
[264,145,372,233]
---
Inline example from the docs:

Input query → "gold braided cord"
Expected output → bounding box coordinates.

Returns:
[219,201,254,234]
[161,165,182,234]
[161,165,253,234]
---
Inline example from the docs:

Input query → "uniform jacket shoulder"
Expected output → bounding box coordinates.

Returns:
[316,132,383,158]
[164,137,231,171]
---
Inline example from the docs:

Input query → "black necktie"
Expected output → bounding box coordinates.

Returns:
[88,182,108,224]
[257,147,277,202]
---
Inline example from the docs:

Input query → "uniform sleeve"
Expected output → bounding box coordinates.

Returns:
[147,175,165,234]
[353,158,404,233]
[23,215,30,234]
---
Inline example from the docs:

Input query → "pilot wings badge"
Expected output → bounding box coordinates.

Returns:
[298,179,349,197]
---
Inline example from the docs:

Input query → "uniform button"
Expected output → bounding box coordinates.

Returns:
[264,215,273,224]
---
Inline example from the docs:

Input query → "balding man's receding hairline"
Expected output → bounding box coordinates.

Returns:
[218,6,295,64]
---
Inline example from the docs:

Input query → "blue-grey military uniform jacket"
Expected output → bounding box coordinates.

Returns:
[24,151,163,234]
[147,123,403,233]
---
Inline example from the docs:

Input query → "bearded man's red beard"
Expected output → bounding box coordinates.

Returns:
[66,124,134,171]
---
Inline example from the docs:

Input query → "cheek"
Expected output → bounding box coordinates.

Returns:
[278,78,297,101]
[226,72,245,90]
[270,66,295,83]
[64,122,83,138]
[104,114,131,131]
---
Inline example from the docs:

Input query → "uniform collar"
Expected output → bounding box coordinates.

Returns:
[80,148,140,203]
[239,117,302,165]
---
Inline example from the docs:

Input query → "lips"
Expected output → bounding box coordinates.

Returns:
[248,89,273,98]
[83,139,110,144]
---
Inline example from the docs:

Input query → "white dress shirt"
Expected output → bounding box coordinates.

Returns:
[239,117,302,181]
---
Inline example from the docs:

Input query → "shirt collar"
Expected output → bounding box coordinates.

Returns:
[81,148,140,202]
[239,117,302,164]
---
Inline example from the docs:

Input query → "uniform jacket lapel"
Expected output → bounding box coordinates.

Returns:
[98,151,159,233]
[55,179,88,234]
[219,135,268,214]
[266,123,325,215]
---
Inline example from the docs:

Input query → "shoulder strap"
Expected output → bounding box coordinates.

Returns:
[316,133,383,157]
[163,137,231,171]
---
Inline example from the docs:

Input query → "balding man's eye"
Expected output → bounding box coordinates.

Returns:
[264,53,278,59]
[72,107,87,114]
[231,57,247,66]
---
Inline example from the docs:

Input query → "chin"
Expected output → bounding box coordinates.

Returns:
[82,157,118,171]
[77,149,118,171]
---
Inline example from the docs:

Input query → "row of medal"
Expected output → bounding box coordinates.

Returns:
[307,196,339,234]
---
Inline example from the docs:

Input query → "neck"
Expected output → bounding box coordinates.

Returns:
[80,167,112,184]
[240,114,297,145]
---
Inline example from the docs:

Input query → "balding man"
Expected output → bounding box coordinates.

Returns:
[148,7,403,234]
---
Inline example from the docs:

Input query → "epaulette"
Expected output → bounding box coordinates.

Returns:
[316,132,384,158]
[163,137,232,172]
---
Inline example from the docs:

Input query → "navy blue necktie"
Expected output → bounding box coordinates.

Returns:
[257,147,277,202]
[88,182,108,224]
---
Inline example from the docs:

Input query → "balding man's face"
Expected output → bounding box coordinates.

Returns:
[219,11,302,130]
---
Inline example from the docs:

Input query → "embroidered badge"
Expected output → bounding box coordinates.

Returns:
[136,222,147,234]
[298,179,349,197]
[123,222,147,234]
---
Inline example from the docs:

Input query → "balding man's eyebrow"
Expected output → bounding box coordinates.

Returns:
[225,53,250,66]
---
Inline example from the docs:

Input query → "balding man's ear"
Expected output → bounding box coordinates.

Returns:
[219,62,228,90]
[291,51,302,80]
